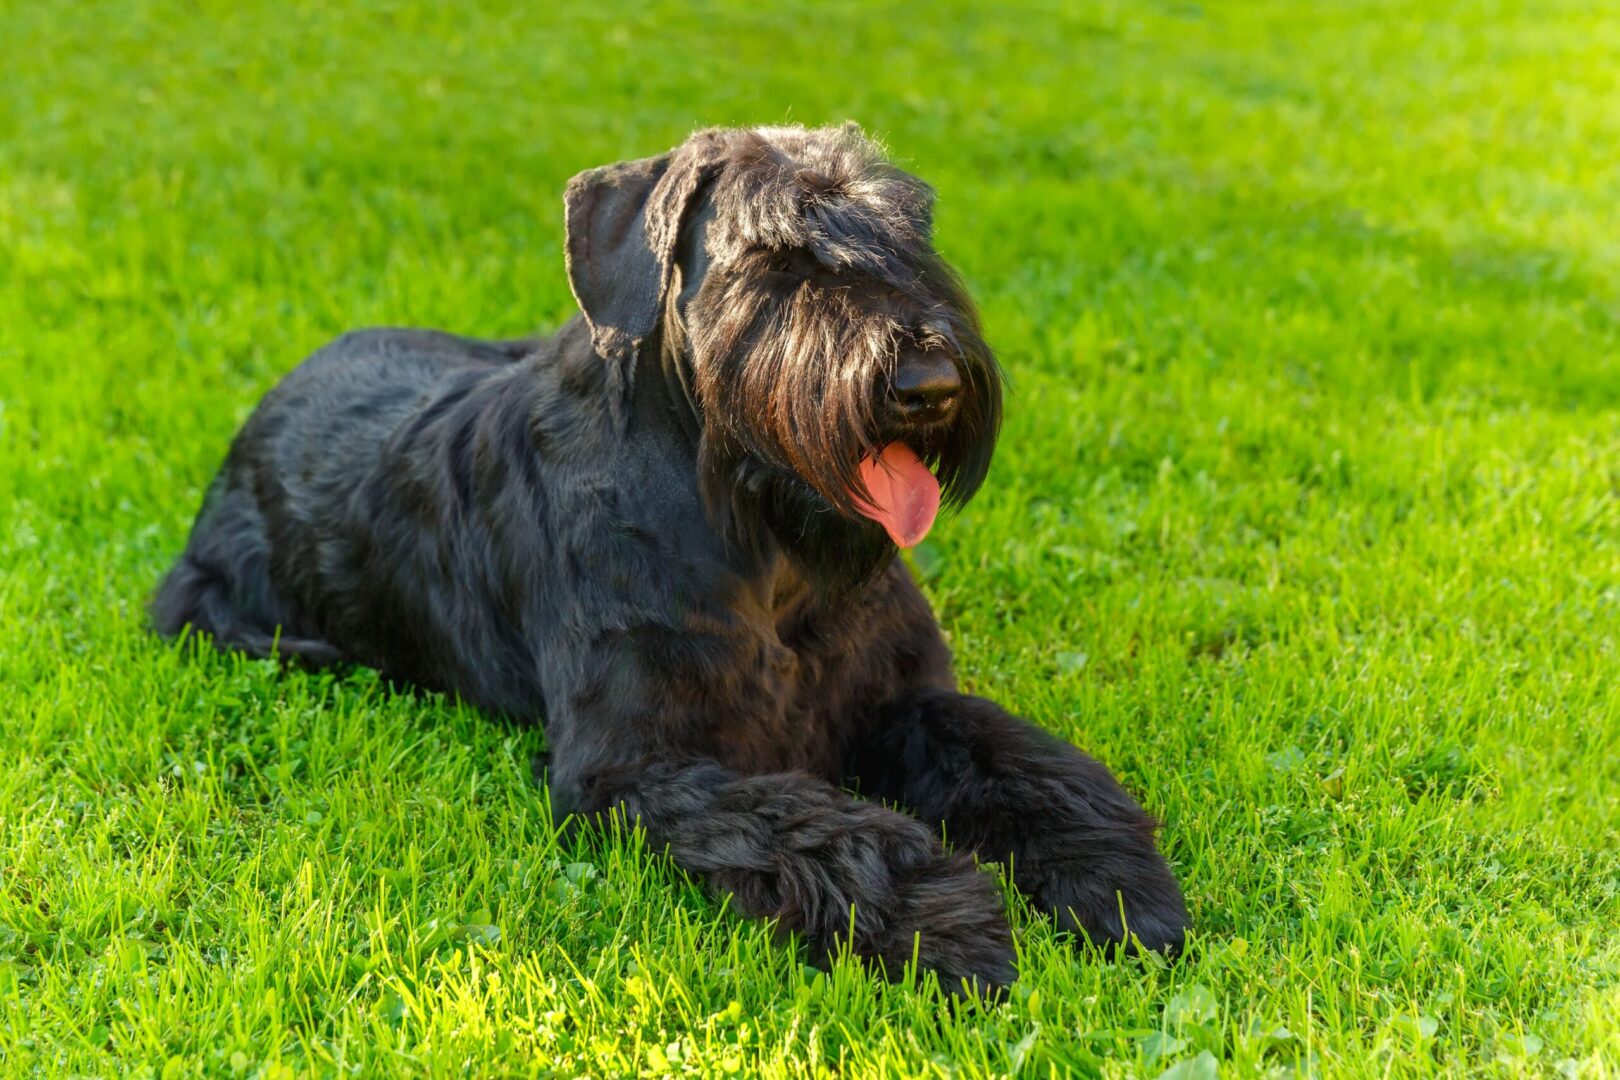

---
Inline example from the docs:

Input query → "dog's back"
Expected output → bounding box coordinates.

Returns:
[151,318,725,722]
[151,328,536,680]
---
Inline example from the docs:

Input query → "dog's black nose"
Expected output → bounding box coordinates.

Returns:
[890,353,961,422]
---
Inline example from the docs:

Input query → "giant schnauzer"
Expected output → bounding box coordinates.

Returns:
[152,124,1188,991]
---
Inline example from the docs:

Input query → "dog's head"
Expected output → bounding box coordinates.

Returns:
[564,124,1001,576]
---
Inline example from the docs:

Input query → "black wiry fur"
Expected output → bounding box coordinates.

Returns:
[151,124,1187,992]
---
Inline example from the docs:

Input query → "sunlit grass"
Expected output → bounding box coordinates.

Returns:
[2,1,1618,1075]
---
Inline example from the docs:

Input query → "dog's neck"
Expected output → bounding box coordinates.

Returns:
[629,333,895,600]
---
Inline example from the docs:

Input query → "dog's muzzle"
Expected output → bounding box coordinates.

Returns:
[846,354,966,550]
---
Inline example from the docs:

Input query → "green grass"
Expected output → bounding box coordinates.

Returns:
[3,0,1618,1075]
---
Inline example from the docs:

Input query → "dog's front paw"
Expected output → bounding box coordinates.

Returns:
[882,855,1018,993]
[1030,856,1189,957]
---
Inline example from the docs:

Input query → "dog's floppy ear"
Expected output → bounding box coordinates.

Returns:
[564,134,724,367]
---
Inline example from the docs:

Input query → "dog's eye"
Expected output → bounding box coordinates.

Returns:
[763,248,815,277]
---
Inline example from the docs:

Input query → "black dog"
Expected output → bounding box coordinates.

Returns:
[152,124,1187,991]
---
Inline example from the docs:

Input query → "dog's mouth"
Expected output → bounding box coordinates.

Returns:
[852,443,941,549]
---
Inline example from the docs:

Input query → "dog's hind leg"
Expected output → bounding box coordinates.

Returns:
[843,690,1189,957]
[150,483,344,668]
[554,758,1018,993]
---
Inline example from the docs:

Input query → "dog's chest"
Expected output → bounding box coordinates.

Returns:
[758,573,926,772]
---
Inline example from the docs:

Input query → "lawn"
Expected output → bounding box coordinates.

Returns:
[2,0,1618,1075]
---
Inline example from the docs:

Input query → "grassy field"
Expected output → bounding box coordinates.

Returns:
[3,0,1619,1075]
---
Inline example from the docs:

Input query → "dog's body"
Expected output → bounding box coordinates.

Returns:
[153,322,949,775]
[153,125,1187,990]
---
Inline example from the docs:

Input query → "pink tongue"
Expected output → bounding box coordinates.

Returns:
[854,443,941,548]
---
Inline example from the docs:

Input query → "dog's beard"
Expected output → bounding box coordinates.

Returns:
[707,448,898,593]
[685,256,1001,590]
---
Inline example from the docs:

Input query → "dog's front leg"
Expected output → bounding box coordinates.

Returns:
[843,690,1189,956]
[552,756,1017,992]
